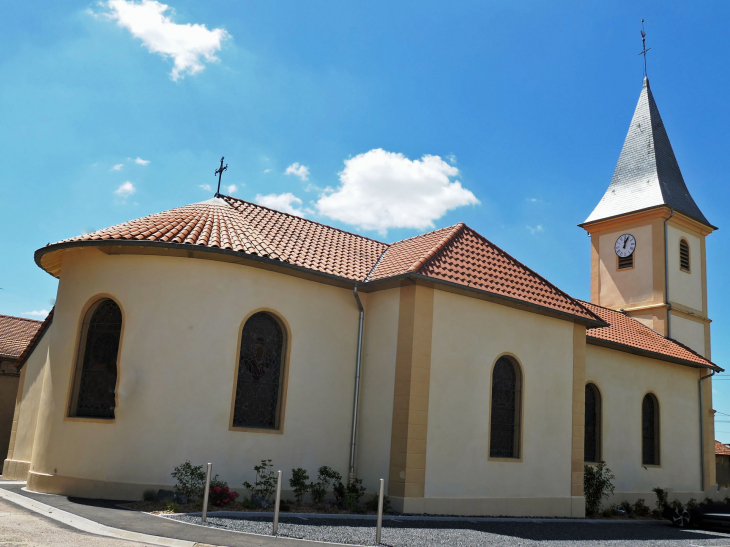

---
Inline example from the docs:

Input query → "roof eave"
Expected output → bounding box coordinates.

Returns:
[579,205,718,232]
[587,336,722,372]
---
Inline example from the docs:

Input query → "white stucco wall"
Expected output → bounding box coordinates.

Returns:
[670,315,706,357]
[30,248,391,495]
[585,344,702,495]
[599,225,653,308]
[425,290,576,499]
[667,225,703,312]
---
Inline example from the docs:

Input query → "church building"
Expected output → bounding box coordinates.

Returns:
[2,77,721,517]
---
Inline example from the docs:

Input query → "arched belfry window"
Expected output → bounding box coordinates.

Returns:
[489,356,522,458]
[233,312,286,430]
[679,239,690,272]
[69,299,122,419]
[584,383,601,463]
[642,394,660,465]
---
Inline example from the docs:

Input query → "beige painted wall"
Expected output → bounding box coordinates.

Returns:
[586,345,702,494]
[10,330,51,463]
[598,225,654,308]
[671,315,706,358]
[0,375,19,461]
[356,288,399,490]
[28,248,386,498]
[667,225,703,312]
[426,290,575,499]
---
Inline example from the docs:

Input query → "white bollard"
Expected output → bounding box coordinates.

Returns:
[201,463,212,523]
[272,470,282,536]
[376,478,384,545]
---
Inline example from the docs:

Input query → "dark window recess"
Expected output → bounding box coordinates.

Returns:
[680,240,690,272]
[233,312,285,429]
[642,394,659,465]
[489,357,521,458]
[618,254,633,270]
[72,299,121,419]
[584,384,600,462]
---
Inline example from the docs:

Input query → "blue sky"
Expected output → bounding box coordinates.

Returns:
[2,2,730,436]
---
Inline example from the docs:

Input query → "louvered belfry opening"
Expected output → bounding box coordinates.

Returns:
[618,254,633,270]
[680,239,690,272]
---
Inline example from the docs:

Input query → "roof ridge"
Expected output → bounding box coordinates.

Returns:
[0,314,43,324]
[221,195,389,247]
[408,223,465,273]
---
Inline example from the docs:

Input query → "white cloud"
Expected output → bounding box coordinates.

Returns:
[225,184,238,194]
[527,197,539,203]
[115,181,136,197]
[23,310,49,317]
[256,192,307,217]
[111,163,124,171]
[446,153,457,165]
[102,0,230,81]
[284,162,309,181]
[315,149,479,233]
[199,184,212,192]
[526,225,544,235]
[263,169,272,174]
[135,157,151,165]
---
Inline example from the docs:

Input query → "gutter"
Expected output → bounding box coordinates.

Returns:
[348,285,365,480]
[664,208,674,338]
[699,370,715,491]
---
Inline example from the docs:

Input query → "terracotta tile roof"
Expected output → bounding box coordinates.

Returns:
[581,301,720,370]
[13,308,53,369]
[0,314,44,359]
[42,197,600,324]
[716,441,730,456]
[371,224,599,322]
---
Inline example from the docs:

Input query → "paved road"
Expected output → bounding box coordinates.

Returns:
[0,498,158,547]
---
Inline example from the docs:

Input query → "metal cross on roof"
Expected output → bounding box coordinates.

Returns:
[214,156,228,196]
[639,19,651,77]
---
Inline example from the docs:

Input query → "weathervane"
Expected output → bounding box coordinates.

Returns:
[214,156,228,196]
[639,19,651,78]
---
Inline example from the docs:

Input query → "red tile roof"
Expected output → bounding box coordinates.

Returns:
[582,301,720,370]
[0,314,44,359]
[716,441,730,456]
[13,309,54,369]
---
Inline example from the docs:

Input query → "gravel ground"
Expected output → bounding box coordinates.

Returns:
[167,514,730,546]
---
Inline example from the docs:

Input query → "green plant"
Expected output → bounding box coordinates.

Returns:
[243,460,277,503]
[289,468,309,505]
[633,498,651,517]
[334,477,366,510]
[584,462,615,516]
[309,466,342,504]
[171,461,206,501]
[619,500,633,517]
[724,497,730,505]
[601,504,620,518]
[702,497,714,506]
[686,498,698,510]
[208,476,239,507]
[143,489,156,502]
[652,487,668,510]
[163,500,180,513]
[242,498,258,510]
[364,493,392,513]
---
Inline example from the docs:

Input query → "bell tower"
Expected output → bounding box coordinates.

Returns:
[579,77,715,358]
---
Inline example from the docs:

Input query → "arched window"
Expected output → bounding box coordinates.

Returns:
[489,356,522,458]
[69,299,122,419]
[233,312,286,430]
[642,394,660,465]
[584,383,601,462]
[679,239,690,272]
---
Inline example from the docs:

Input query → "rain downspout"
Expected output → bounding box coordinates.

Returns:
[664,207,674,338]
[699,370,715,492]
[349,285,364,479]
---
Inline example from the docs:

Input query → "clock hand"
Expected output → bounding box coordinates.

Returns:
[623,237,628,248]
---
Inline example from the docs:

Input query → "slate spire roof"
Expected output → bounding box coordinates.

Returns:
[583,78,712,228]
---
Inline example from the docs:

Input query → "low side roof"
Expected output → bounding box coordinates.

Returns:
[582,301,721,371]
[716,441,730,456]
[13,308,54,370]
[0,314,43,359]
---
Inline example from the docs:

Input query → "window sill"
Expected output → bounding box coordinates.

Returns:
[64,416,115,424]
[488,457,522,463]
[229,426,284,435]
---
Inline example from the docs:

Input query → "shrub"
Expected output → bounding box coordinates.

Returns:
[619,500,633,517]
[686,498,698,510]
[601,504,619,518]
[334,477,366,510]
[652,487,668,510]
[633,498,651,517]
[163,500,180,513]
[171,461,206,501]
[724,497,730,505]
[280,500,291,512]
[243,459,277,504]
[364,493,392,513]
[208,476,239,507]
[309,466,342,504]
[289,468,309,505]
[584,462,615,516]
[142,489,156,502]
[702,497,714,506]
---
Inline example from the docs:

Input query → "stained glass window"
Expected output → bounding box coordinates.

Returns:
[69,299,122,419]
[233,312,286,429]
[584,384,601,462]
[489,357,521,458]
[642,394,659,465]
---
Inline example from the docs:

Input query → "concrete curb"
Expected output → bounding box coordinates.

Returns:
[0,486,197,547]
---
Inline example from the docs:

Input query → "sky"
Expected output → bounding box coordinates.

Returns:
[2,2,730,437]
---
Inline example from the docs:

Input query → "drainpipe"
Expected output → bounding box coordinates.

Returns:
[348,285,365,479]
[664,207,674,338]
[699,370,715,492]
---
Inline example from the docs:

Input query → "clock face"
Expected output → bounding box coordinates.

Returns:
[615,234,636,258]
